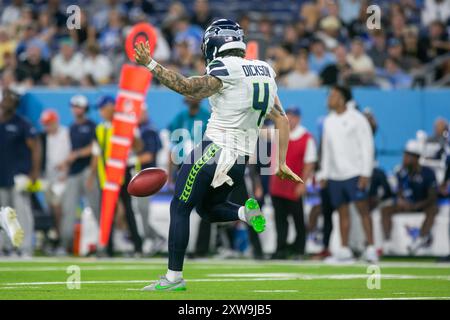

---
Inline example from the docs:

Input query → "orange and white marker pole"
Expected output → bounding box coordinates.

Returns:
[98,23,157,249]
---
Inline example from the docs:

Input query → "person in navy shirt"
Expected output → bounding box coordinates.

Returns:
[59,94,98,254]
[381,140,438,255]
[0,88,41,256]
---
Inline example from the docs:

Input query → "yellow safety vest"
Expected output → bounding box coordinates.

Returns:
[96,123,113,189]
[95,123,141,189]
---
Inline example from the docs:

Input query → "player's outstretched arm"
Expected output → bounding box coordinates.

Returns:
[134,41,222,99]
[267,95,304,183]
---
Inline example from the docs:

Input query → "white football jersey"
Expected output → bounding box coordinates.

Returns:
[204,56,278,156]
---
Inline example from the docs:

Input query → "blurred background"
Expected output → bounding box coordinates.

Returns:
[0,0,449,261]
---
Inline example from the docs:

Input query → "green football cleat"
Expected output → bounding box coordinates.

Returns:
[142,276,187,292]
[244,198,266,233]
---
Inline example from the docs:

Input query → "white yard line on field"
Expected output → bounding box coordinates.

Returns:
[2,273,450,287]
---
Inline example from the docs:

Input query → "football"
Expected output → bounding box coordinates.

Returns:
[127,167,168,197]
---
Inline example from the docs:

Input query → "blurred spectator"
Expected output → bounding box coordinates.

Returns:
[15,43,50,86]
[172,39,196,76]
[81,42,112,85]
[368,30,388,69]
[402,26,421,66]
[271,45,295,81]
[173,15,204,56]
[190,0,213,30]
[418,20,450,63]
[99,9,125,56]
[15,23,50,60]
[362,109,394,211]
[382,140,438,255]
[294,20,313,51]
[152,28,171,63]
[42,0,68,32]
[270,107,317,259]
[281,23,301,54]
[387,38,417,72]
[60,95,98,254]
[346,38,375,82]
[0,88,40,257]
[92,0,127,31]
[0,27,16,70]
[308,39,336,74]
[256,16,277,61]
[320,45,351,86]
[422,0,450,27]
[338,0,362,25]
[39,109,70,245]
[377,57,413,89]
[51,38,84,86]
[300,2,320,32]
[389,8,408,40]
[1,0,23,26]
[161,1,187,46]
[69,9,96,48]
[124,0,155,23]
[316,16,342,50]
[283,53,319,89]
[422,117,450,188]
[320,85,376,262]
[347,1,370,39]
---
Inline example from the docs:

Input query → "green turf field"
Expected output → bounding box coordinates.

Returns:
[0,258,449,300]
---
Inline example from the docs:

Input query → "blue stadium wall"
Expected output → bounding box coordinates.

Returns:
[18,87,450,173]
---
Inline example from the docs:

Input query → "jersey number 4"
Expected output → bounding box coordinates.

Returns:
[252,82,269,126]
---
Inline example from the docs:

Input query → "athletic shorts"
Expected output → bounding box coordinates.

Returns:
[327,176,368,208]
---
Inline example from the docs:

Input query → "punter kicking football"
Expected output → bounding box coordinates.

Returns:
[134,19,302,291]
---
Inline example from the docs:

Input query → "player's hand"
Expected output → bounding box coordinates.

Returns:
[134,41,152,66]
[276,163,303,183]
[320,179,327,189]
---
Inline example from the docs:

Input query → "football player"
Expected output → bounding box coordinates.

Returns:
[134,19,301,291]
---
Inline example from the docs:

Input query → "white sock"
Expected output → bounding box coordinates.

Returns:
[166,269,182,282]
[238,206,246,222]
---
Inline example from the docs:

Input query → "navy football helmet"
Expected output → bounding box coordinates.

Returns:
[201,19,246,65]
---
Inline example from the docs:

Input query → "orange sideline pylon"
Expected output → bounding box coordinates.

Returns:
[98,64,153,248]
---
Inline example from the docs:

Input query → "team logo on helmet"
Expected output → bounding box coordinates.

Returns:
[201,19,246,65]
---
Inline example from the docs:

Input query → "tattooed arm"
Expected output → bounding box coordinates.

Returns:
[267,95,303,183]
[134,41,222,99]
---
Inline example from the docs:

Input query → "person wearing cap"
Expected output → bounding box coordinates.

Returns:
[90,95,143,256]
[0,88,41,256]
[269,106,317,259]
[39,109,70,244]
[60,94,97,254]
[381,140,439,255]
[320,85,377,263]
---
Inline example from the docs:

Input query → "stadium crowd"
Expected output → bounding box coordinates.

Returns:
[0,0,449,261]
[0,0,450,90]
